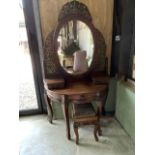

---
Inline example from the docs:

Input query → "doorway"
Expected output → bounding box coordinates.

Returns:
[19,14,38,111]
[19,0,45,115]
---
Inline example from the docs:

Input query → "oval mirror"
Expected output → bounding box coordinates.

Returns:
[57,20,94,75]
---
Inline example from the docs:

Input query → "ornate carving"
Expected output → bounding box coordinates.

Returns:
[94,29,106,72]
[43,1,106,79]
[58,1,92,22]
[44,30,59,76]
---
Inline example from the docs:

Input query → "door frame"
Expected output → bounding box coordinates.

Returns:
[19,0,46,116]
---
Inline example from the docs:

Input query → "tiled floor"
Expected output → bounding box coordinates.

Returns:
[19,115,134,155]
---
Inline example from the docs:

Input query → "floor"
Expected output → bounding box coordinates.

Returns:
[19,115,134,155]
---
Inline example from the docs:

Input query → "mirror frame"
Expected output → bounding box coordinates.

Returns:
[54,17,98,78]
[44,1,106,80]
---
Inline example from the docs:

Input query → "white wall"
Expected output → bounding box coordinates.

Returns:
[78,21,94,65]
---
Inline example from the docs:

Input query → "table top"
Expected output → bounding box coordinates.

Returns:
[47,82,107,96]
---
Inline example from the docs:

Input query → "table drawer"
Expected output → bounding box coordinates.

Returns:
[69,93,97,103]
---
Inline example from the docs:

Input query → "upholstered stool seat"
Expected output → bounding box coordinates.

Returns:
[72,103,101,144]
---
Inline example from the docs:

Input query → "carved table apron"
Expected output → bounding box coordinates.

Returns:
[45,82,107,140]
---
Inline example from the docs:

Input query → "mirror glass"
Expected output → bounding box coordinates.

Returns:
[57,20,94,75]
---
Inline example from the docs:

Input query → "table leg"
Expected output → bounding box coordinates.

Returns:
[96,99,103,136]
[62,95,71,140]
[44,93,53,123]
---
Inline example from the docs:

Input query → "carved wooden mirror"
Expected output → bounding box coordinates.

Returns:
[44,0,106,80]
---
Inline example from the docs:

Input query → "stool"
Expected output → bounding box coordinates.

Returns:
[72,102,101,144]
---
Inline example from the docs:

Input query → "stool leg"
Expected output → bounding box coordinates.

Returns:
[94,124,99,141]
[73,123,79,144]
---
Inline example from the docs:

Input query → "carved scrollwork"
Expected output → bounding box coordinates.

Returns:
[58,1,92,22]
[43,1,106,79]
[44,30,59,76]
[94,29,106,72]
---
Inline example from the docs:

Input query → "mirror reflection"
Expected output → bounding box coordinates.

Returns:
[57,20,94,74]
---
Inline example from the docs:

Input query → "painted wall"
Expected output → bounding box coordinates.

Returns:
[115,81,135,141]
[78,22,93,65]
[38,0,114,73]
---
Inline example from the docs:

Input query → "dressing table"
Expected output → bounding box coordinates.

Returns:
[43,0,109,140]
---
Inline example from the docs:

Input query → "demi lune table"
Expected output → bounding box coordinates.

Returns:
[44,81,108,140]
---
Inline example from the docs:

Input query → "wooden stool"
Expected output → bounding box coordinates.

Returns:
[72,102,101,144]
